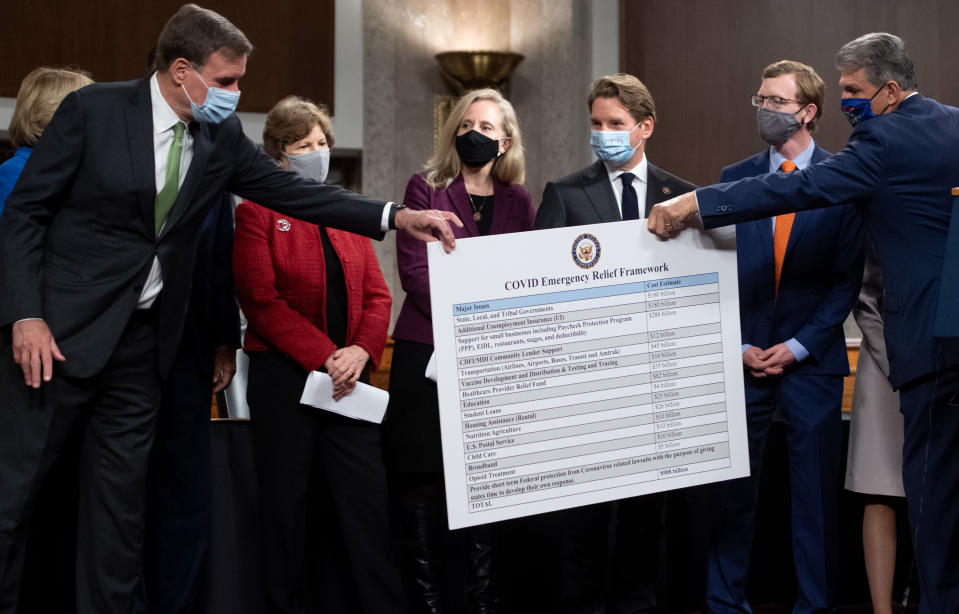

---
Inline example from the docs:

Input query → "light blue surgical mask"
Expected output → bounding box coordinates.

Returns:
[590,122,642,165]
[181,67,241,124]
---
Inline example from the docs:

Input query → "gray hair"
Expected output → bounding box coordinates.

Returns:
[835,33,918,90]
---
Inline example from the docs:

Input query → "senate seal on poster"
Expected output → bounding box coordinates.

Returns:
[571,232,601,269]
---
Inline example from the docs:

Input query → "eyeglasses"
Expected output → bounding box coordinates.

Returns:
[751,94,803,108]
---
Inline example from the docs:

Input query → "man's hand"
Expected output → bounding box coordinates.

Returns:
[742,345,770,378]
[12,319,66,388]
[647,192,702,239]
[756,343,796,376]
[211,345,237,393]
[395,208,463,253]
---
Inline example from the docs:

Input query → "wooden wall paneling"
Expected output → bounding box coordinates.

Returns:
[0,0,335,114]
[619,0,959,187]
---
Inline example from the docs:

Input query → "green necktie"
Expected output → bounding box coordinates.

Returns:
[155,121,185,235]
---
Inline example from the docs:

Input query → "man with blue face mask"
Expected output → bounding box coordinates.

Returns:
[0,5,462,613]
[536,73,695,231]
[706,60,864,614]
[535,73,696,614]
[650,33,959,614]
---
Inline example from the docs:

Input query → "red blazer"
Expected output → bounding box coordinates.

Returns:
[393,173,535,345]
[233,200,392,373]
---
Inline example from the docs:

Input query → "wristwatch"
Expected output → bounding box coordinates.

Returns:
[388,203,407,230]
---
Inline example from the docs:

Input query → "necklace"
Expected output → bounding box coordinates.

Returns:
[466,192,491,222]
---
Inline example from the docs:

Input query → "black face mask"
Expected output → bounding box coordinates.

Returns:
[455,130,500,168]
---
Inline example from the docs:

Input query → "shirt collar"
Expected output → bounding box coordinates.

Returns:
[769,138,815,173]
[606,154,648,184]
[150,72,188,135]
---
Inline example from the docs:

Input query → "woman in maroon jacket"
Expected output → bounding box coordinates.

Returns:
[384,89,535,614]
[233,96,405,614]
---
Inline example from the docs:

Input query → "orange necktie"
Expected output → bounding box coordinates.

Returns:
[773,160,797,295]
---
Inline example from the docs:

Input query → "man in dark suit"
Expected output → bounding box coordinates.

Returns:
[705,60,864,614]
[650,33,959,614]
[536,73,696,614]
[536,75,695,230]
[142,193,239,614]
[0,5,459,612]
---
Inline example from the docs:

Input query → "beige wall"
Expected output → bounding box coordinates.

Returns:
[362,0,598,329]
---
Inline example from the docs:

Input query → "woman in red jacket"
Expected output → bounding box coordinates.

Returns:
[383,88,535,614]
[233,96,405,614]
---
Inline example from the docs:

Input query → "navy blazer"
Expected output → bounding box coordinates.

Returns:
[727,146,864,376]
[393,173,535,346]
[0,77,387,378]
[536,159,696,228]
[698,94,959,387]
[185,193,240,376]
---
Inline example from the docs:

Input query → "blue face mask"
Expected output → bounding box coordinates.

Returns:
[590,122,642,165]
[840,83,887,127]
[182,67,241,124]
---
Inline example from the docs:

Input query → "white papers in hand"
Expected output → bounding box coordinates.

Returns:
[299,371,389,424]
[425,351,438,382]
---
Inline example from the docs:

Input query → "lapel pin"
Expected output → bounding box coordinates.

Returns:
[662,186,672,195]
[276,219,291,232]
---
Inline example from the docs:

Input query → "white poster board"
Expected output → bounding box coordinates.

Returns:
[428,220,747,529]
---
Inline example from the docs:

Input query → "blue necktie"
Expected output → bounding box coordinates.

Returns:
[621,172,639,220]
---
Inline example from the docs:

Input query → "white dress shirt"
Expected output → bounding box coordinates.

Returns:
[137,73,196,309]
[605,155,649,219]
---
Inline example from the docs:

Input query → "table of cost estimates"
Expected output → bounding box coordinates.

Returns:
[427,221,748,528]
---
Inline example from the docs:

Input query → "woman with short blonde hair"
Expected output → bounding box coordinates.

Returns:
[384,88,534,613]
[1,66,92,212]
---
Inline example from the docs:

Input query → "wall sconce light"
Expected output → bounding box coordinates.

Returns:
[433,50,524,152]
[435,50,525,93]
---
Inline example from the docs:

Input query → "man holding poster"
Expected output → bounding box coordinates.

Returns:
[535,74,696,614]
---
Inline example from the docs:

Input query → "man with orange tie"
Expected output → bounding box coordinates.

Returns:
[705,60,864,614]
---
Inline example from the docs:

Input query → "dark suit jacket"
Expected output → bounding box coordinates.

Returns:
[726,146,863,376]
[0,77,387,378]
[185,193,241,377]
[698,94,959,388]
[393,173,535,345]
[535,159,696,229]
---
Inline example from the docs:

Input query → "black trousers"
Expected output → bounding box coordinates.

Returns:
[245,351,406,614]
[142,333,212,614]
[0,309,161,614]
[561,493,663,614]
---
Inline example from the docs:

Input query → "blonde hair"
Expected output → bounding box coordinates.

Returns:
[425,89,525,189]
[262,95,334,161]
[9,67,93,148]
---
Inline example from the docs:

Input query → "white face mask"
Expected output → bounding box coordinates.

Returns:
[286,148,330,184]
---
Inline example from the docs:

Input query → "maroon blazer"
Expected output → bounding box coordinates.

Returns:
[393,173,535,345]
[234,200,392,373]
